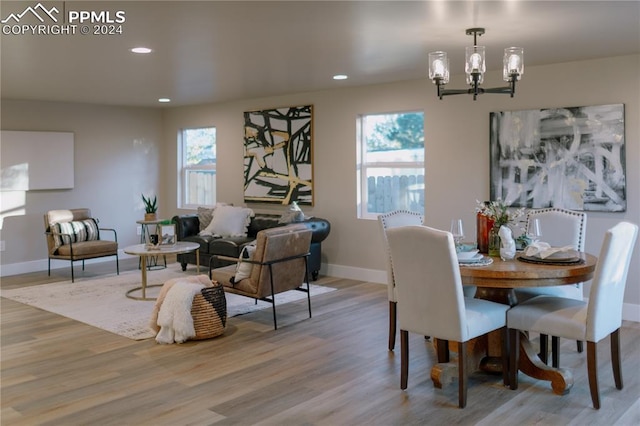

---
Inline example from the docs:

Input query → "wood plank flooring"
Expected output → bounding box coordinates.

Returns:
[2,259,639,425]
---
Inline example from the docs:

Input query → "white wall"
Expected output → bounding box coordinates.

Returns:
[162,55,640,320]
[0,100,163,274]
[1,55,638,320]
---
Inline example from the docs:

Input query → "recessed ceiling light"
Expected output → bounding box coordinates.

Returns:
[333,74,348,80]
[131,47,152,54]
[158,98,171,103]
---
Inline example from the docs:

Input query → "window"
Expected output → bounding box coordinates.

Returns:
[357,111,425,219]
[178,127,216,209]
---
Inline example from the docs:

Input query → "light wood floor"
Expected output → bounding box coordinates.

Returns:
[2,259,639,425]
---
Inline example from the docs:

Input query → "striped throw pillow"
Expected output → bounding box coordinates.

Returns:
[54,219,100,248]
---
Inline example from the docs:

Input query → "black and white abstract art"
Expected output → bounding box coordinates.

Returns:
[243,105,313,205]
[490,104,626,212]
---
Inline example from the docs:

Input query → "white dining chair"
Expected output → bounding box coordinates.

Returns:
[507,221,638,409]
[387,225,509,408]
[516,207,587,363]
[378,210,424,351]
[378,210,476,351]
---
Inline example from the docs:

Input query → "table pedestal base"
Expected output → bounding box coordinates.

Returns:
[430,286,574,395]
[430,337,489,389]
[429,333,573,394]
[126,284,163,301]
[516,331,574,395]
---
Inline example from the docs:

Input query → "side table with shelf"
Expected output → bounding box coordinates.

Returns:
[136,219,170,269]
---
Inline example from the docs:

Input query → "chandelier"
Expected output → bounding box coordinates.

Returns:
[428,28,524,100]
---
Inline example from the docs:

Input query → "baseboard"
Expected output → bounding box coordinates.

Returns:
[0,249,136,277]
[322,263,386,285]
[4,258,639,323]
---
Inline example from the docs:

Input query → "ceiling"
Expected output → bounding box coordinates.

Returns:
[1,1,639,108]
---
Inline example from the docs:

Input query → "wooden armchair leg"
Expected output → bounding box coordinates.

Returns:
[551,336,560,368]
[458,341,468,408]
[436,338,450,363]
[400,330,409,390]
[501,327,510,387]
[611,328,623,390]
[587,341,600,409]
[509,328,520,390]
[539,333,549,364]
[389,301,397,351]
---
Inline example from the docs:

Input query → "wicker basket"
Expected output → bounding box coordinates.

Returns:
[190,282,227,340]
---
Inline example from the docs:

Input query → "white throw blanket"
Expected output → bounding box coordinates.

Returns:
[156,280,206,344]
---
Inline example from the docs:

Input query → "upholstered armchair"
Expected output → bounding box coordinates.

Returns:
[387,225,509,408]
[44,208,119,282]
[507,222,638,409]
[209,224,312,329]
[378,210,424,351]
[515,207,587,362]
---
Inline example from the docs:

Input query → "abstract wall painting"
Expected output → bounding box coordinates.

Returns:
[243,105,313,205]
[490,104,626,212]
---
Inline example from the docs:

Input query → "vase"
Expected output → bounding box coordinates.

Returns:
[476,213,495,254]
[488,224,501,257]
[144,213,157,222]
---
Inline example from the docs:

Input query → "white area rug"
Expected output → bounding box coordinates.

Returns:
[1,265,335,340]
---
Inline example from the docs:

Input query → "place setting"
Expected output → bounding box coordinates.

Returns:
[451,219,493,267]
[515,218,584,265]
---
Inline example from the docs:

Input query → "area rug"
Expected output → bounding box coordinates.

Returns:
[1,265,335,340]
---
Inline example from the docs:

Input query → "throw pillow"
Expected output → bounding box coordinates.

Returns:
[197,207,215,231]
[53,219,99,248]
[201,205,254,237]
[82,219,100,241]
[231,241,257,283]
[197,202,231,231]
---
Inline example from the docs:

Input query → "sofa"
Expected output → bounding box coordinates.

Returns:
[172,213,331,280]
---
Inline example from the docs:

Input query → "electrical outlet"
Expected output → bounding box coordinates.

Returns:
[136,226,142,236]
[0,241,5,251]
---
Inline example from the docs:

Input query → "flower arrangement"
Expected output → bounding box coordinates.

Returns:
[475,199,525,228]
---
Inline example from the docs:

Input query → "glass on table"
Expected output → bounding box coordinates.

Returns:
[450,219,465,251]
[528,218,542,242]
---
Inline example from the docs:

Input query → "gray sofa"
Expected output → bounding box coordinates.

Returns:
[171,213,331,280]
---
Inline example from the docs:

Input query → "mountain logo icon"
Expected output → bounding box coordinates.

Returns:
[1,2,59,24]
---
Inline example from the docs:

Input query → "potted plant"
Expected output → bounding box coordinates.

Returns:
[142,194,158,221]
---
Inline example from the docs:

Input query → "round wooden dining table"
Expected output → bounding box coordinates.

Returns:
[431,252,597,395]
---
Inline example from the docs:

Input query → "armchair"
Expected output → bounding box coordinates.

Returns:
[44,208,119,282]
[387,225,509,408]
[209,224,312,330]
[378,210,424,351]
[516,207,587,362]
[507,221,638,409]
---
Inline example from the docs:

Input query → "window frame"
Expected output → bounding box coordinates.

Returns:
[178,126,217,210]
[356,110,425,220]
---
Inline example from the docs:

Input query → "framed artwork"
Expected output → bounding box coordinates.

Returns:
[243,105,313,205]
[159,224,176,245]
[490,104,626,212]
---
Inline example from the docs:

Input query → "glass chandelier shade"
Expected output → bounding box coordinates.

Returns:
[428,51,449,84]
[465,45,486,84]
[503,47,524,81]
